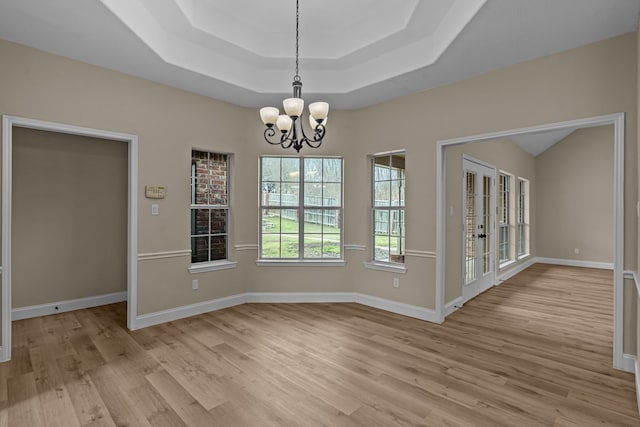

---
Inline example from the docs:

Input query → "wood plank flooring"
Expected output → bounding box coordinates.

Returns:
[1,263,638,426]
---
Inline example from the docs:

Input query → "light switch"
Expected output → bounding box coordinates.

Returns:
[151,204,159,215]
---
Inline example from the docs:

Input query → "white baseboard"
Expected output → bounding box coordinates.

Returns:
[131,291,440,329]
[535,257,614,270]
[497,257,537,283]
[246,292,354,303]
[353,293,439,323]
[444,297,463,317]
[622,353,636,373]
[132,293,246,330]
[12,291,127,321]
[635,357,640,415]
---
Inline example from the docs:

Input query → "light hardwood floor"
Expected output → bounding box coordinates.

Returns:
[1,264,638,426]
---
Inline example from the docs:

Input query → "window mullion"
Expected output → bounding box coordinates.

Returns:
[298,158,304,259]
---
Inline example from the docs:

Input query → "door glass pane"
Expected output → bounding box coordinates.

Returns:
[483,175,492,275]
[464,171,476,285]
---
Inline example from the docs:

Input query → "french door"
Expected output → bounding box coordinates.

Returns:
[462,157,496,303]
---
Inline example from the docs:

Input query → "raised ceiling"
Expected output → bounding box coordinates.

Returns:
[0,0,638,109]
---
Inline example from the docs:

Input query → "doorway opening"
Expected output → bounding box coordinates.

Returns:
[1,116,139,362]
[435,113,625,371]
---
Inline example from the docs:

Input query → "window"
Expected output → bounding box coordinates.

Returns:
[260,157,343,260]
[372,153,405,264]
[191,151,229,264]
[517,178,529,257]
[498,173,510,264]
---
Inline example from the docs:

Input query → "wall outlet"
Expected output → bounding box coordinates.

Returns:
[192,279,199,290]
[393,277,400,288]
[574,248,580,254]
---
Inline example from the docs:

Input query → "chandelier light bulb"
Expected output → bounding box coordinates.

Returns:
[283,98,304,117]
[309,114,327,128]
[260,107,279,126]
[309,102,329,121]
[276,115,293,132]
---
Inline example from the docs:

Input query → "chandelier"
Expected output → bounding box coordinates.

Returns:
[259,0,329,153]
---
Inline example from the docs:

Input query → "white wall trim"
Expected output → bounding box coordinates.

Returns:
[138,250,191,261]
[131,291,440,329]
[188,260,238,274]
[12,292,127,321]
[344,244,366,251]
[436,112,625,371]
[621,353,636,374]
[133,293,246,330]
[635,357,640,415]
[444,297,463,317]
[256,260,346,267]
[496,257,537,283]
[405,249,437,259]
[535,257,613,270]
[234,244,258,251]
[363,262,407,274]
[624,270,640,296]
[246,292,354,303]
[354,293,440,323]
[1,115,139,361]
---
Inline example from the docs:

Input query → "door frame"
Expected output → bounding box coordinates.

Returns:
[435,112,625,371]
[0,115,139,362]
[461,155,496,302]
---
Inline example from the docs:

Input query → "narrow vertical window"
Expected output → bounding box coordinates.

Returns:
[498,173,510,264]
[517,178,529,257]
[260,157,343,260]
[191,151,229,264]
[372,153,405,264]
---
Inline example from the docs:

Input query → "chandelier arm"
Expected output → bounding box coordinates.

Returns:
[263,127,284,146]
[280,127,295,149]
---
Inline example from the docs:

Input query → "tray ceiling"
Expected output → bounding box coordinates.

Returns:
[0,0,638,109]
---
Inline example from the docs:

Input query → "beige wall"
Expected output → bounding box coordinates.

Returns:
[0,39,258,317]
[12,128,127,307]
[536,126,614,263]
[349,33,637,313]
[444,139,536,304]
[0,32,638,352]
[636,20,640,361]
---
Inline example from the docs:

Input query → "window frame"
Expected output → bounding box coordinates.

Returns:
[368,151,406,269]
[189,150,237,274]
[516,177,530,259]
[498,172,511,266]
[257,156,345,266]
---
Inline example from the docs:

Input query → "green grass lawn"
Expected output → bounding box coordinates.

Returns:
[261,216,403,259]
[261,216,340,258]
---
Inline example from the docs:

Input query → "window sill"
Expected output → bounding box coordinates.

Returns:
[364,262,407,274]
[189,260,238,274]
[517,253,530,261]
[499,259,516,270]
[256,259,346,267]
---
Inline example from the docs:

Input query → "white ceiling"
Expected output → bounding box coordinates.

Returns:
[0,0,638,110]
[509,128,578,157]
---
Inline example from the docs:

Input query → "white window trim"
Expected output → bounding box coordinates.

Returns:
[499,259,516,270]
[190,151,232,266]
[258,156,344,262]
[364,261,407,274]
[371,151,406,265]
[516,177,530,258]
[256,259,346,267]
[189,260,238,274]
[498,171,513,265]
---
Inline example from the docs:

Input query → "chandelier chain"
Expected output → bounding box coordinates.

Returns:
[295,0,300,80]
